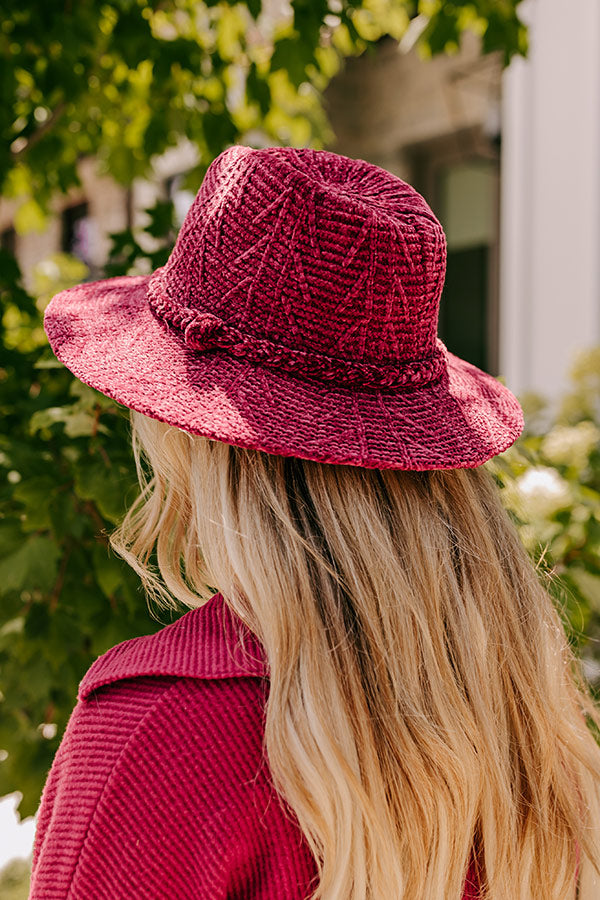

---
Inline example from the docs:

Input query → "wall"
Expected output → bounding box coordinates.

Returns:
[499,0,600,404]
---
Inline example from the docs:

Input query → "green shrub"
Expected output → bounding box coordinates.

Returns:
[486,350,600,679]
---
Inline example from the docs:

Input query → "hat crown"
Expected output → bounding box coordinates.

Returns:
[148,145,447,389]
[44,143,523,470]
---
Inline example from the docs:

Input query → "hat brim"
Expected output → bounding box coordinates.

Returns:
[43,273,523,470]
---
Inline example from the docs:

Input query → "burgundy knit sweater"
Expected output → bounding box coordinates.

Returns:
[30,591,481,899]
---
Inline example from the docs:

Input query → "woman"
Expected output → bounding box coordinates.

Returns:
[32,145,600,898]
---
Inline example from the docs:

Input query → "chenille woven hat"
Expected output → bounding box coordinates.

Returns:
[43,144,523,470]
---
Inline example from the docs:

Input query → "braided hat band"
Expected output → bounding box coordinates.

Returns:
[43,145,523,470]
[146,267,448,391]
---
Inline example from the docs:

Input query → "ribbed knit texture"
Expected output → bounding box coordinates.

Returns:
[43,145,523,471]
[30,592,482,899]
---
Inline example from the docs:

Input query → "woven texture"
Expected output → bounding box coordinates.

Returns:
[43,145,523,470]
[30,592,482,899]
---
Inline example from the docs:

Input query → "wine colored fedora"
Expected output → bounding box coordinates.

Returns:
[43,144,523,470]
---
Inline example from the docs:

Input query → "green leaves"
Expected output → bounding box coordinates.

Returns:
[271,38,310,87]
[73,456,130,524]
[104,200,178,276]
[201,109,238,157]
[481,5,529,63]
[487,352,600,662]
[92,543,126,601]
[416,0,528,64]
[12,477,55,531]
[246,0,262,19]
[0,250,158,819]
[0,536,60,595]
[1,0,528,213]
[246,62,271,116]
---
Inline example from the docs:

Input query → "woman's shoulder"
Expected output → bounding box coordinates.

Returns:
[78,590,268,702]
[43,592,271,819]
[30,599,295,900]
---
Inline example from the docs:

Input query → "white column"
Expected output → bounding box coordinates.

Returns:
[499,0,600,405]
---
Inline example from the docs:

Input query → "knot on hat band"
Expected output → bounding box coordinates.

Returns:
[146,268,447,391]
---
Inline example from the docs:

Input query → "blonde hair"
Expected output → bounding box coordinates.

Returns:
[109,408,600,900]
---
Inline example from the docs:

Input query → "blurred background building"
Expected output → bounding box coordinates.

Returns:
[1,0,599,409]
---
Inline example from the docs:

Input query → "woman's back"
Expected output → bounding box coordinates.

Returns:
[30,592,482,899]
[39,144,600,897]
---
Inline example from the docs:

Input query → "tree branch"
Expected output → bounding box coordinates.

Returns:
[11,100,68,159]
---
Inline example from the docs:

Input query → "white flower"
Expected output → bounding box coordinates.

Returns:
[36,258,61,279]
[541,422,600,469]
[515,466,572,520]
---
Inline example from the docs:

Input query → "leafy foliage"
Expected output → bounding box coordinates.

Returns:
[1,0,528,227]
[0,245,170,817]
[487,356,600,668]
[0,0,529,820]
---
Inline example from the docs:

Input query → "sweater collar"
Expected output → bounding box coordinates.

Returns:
[78,592,269,700]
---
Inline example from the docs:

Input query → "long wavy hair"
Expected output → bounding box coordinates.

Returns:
[109,408,600,900]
